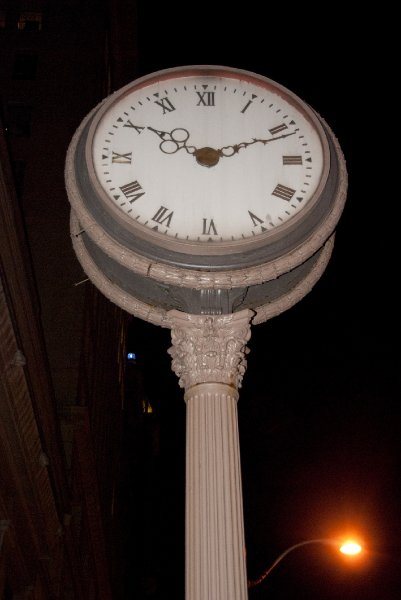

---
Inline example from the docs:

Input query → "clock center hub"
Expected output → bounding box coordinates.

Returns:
[195,147,220,168]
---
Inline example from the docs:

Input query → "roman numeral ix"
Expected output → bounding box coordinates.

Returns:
[112,151,132,164]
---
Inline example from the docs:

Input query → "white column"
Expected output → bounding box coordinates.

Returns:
[168,309,253,600]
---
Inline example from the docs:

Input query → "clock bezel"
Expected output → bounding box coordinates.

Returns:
[67,65,346,276]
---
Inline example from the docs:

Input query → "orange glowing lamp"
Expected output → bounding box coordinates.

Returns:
[248,536,364,588]
[339,540,362,555]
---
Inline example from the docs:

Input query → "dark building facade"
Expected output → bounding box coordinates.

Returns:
[0,1,149,598]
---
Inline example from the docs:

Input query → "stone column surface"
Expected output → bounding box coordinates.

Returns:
[168,309,253,600]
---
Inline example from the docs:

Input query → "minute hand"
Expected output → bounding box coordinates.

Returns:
[218,130,297,157]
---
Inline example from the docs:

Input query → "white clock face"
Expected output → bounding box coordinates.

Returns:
[88,67,327,252]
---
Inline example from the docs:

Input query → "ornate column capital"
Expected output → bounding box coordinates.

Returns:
[167,309,254,392]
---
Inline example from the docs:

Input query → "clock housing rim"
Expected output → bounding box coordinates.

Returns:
[83,65,331,260]
[65,65,347,282]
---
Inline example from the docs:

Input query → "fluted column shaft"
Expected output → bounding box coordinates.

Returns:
[185,382,247,599]
[168,309,253,600]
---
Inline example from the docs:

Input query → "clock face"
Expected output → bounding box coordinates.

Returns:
[86,66,329,256]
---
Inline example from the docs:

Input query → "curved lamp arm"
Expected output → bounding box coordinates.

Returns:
[248,538,340,588]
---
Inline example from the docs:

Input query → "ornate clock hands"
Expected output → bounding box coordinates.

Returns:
[218,131,297,156]
[147,126,196,155]
[198,130,298,167]
[147,126,297,168]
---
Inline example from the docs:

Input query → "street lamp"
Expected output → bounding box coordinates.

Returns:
[248,538,362,588]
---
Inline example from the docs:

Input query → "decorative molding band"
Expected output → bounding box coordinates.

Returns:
[71,211,334,327]
[253,234,334,324]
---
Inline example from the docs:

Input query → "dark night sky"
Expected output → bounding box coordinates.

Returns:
[125,5,399,599]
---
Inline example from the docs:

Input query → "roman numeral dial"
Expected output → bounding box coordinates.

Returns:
[91,69,326,245]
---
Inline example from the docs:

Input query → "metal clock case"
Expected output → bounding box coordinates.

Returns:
[65,65,347,322]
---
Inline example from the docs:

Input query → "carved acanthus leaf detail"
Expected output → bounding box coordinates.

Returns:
[167,309,253,391]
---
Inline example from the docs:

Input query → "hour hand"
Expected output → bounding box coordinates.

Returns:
[147,126,171,141]
[147,126,192,155]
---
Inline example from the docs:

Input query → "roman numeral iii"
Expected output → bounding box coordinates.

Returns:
[269,123,288,135]
[282,155,303,165]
